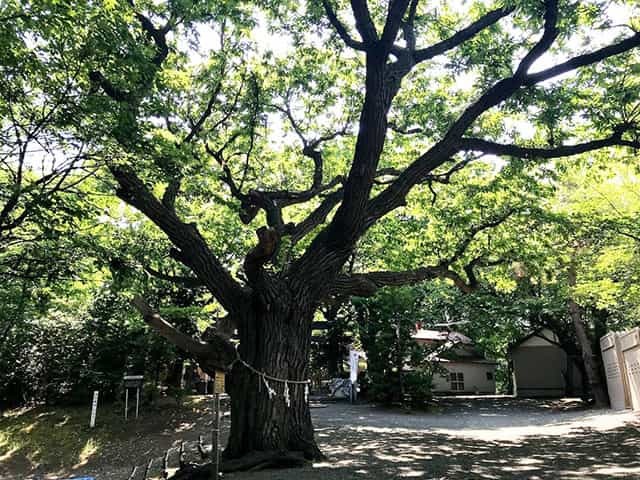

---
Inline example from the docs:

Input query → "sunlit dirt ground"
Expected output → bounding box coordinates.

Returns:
[2,396,639,480]
[254,397,640,480]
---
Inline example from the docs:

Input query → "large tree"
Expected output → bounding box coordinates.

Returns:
[6,0,640,471]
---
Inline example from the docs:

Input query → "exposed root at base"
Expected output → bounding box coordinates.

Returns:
[168,450,310,479]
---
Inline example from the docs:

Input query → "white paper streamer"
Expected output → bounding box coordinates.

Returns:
[263,374,276,399]
[284,381,290,407]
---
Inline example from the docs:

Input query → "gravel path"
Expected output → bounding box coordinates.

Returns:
[228,397,640,480]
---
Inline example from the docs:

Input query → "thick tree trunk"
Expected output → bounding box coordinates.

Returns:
[224,298,324,468]
[567,265,609,408]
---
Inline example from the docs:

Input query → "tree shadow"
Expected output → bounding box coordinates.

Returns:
[231,399,640,479]
[305,423,640,479]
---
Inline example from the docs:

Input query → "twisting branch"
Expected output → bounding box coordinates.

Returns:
[329,209,517,298]
[219,97,350,235]
[90,2,173,101]
[448,209,516,264]
[133,11,171,66]
[274,99,350,194]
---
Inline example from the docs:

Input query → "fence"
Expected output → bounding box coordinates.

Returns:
[619,328,640,411]
[601,328,640,411]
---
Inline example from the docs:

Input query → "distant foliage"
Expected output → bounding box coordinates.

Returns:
[0,290,180,408]
[355,286,437,408]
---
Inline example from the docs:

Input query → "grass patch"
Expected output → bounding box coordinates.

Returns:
[0,396,209,476]
[1,403,116,471]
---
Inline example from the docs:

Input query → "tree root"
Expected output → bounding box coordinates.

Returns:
[225,450,308,472]
[168,451,309,479]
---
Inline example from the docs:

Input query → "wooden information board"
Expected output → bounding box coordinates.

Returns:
[214,370,225,394]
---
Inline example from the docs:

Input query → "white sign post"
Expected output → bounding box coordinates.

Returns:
[89,391,99,428]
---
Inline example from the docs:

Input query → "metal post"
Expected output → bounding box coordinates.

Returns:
[125,388,129,420]
[136,387,140,418]
[212,393,221,479]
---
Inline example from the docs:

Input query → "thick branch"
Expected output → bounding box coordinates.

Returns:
[350,0,378,44]
[162,177,181,210]
[459,134,640,159]
[322,0,366,50]
[524,31,640,86]
[244,227,280,284]
[380,0,412,52]
[331,265,477,297]
[330,209,514,298]
[131,296,237,371]
[112,166,245,311]
[414,6,515,63]
[133,10,170,66]
[88,71,132,102]
[290,189,344,243]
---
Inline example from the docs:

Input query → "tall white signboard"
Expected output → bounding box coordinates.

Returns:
[89,391,99,428]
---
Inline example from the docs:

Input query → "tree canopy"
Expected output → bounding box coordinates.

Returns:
[2,0,640,471]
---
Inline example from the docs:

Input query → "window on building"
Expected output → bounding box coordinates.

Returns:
[486,372,494,381]
[449,372,464,391]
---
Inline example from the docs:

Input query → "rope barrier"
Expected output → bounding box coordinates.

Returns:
[231,347,311,405]
[238,358,311,384]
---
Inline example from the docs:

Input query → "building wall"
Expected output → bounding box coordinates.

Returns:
[433,362,496,394]
[511,344,583,397]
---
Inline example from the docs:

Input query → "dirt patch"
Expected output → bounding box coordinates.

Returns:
[0,396,222,480]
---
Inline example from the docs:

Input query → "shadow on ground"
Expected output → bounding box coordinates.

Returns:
[303,423,640,479]
[232,398,640,480]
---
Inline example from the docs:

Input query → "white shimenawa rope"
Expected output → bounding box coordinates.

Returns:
[232,350,310,406]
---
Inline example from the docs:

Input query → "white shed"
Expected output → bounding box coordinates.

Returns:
[509,329,583,398]
[431,359,497,394]
[413,328,497,394]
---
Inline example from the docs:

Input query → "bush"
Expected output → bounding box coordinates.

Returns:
[0,290,182,408]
